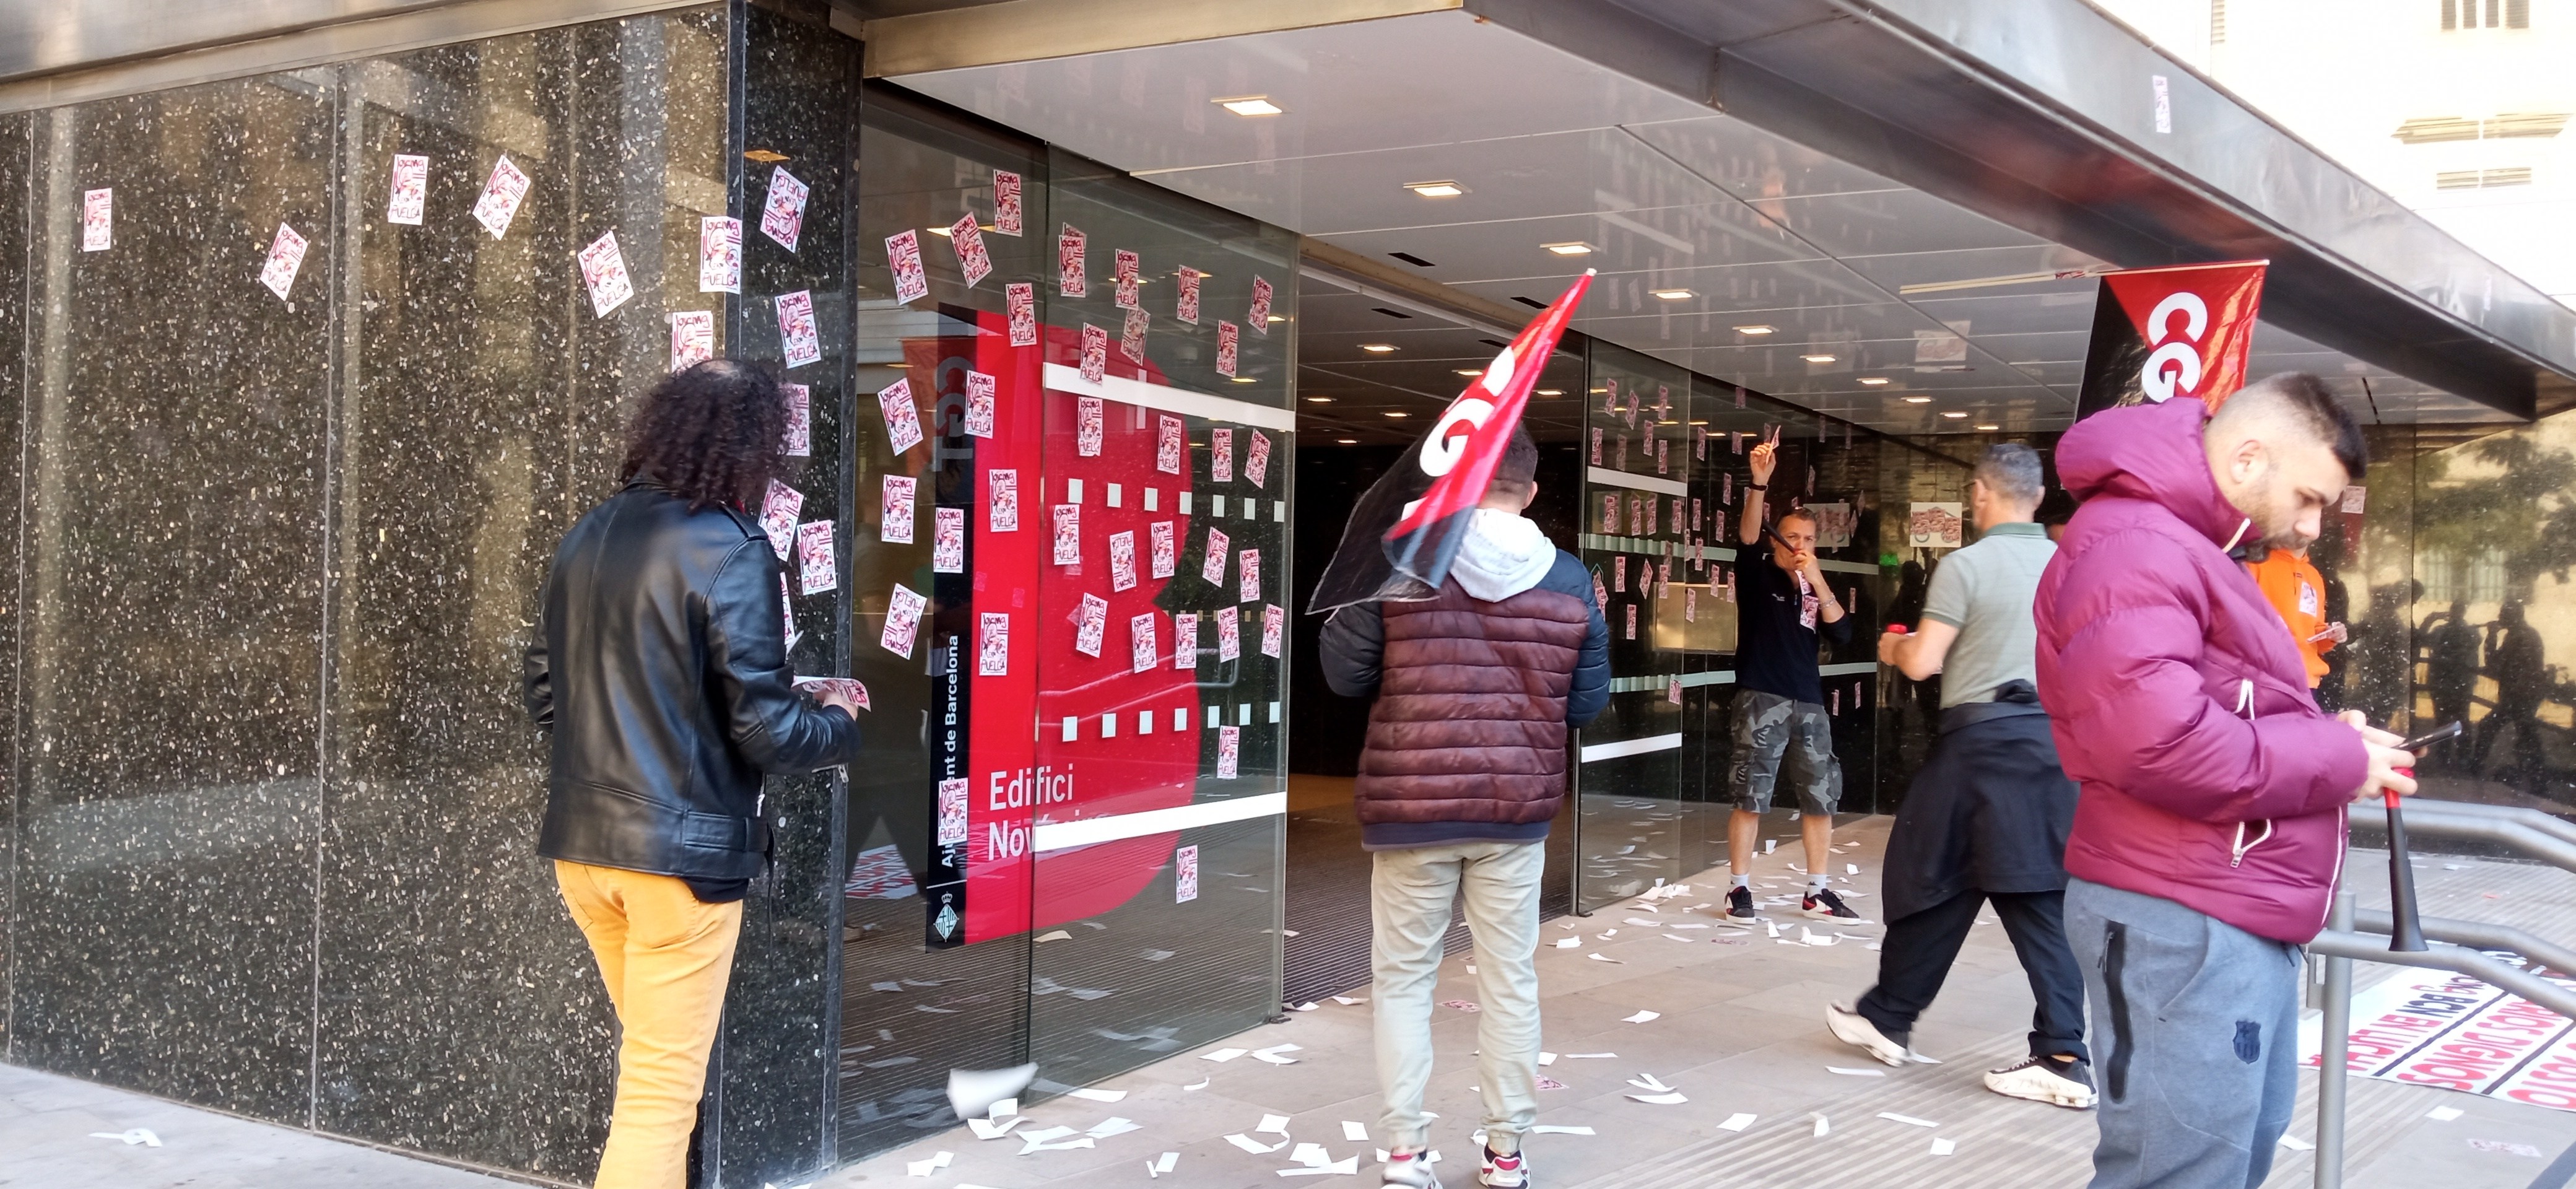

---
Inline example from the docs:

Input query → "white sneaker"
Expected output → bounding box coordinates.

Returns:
[1478,1146,1530,1188]
[1824,1002,1909,1066]
[1382,1149,1442,1188]
[1983,1055,2098,1108]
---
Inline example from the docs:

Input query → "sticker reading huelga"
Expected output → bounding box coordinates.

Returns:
[1216,606,1242,662]
[878,378,923,455]
[1150,520,1177,579]
[1202,528,1230,585]
[1058,224,1087,297]
[1211,429,1234,483]
[1108,530,1138,592]
[1114,249,1141,310]
[259,223,309,301]
[1157,415,1185,474]
[987,469,1019,532]
[386,156,428,226]
[885,229,929,304]
[577,231,634,317]
[951,212,993,288]
[964,370,997,438]
[1177,266,1203,325]
[1121,306,1149,364]
[1077,396,1104,457]
[1130,612,1159,674]
[780,383,811,456]
[882,583,927,658]
[82,188,112,251]
[938,777,970,845]
[1174,612,1198,669]
[880,475,916,544]
[777,289,822,368]
[1175,845,1199,902]
[933,507,965,573]
[471,154,531,238]
[796,520,837,595]
[1238,549,1261,603]
[1006,282,1037,347]
[759,479,804,559]
[1080,324,1108,384]
[978,612,1009,677]
[992,170,1024,236]
[1216,321,1239,378]
[700,216,742,293]
[760,166,809,251]
[1248,276,1273,334]
[669,310,715,373]
[1261,604,1283,658]
[1074,593,1108,658]
[1052,504,1081,566]
[1246,432,1272,489]
[1217,725,1240,779]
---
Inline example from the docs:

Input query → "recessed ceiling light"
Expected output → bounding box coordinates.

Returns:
[1360,344,1398,354]
[1652,289,1695,301]
[1734,324,1775,335]
[1536,388,1563,396]
[1385,411,1411,418]
[1857,377,1891,386]
[1230,376,1258,383]
[1941,411,1970,419]
[1801,354,1837,364]
[1974,423,2000,430]
[1455,368,1483,377]
[1543,242,1595,256]
[1307,396,1334,403]
[1404,180,1466,198]
[1216,96,1283,117]
[1902,396,1934,404]
[1337,438,1358,444]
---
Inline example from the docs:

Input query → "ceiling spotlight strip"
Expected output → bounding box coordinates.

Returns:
[1896,266,2112,295]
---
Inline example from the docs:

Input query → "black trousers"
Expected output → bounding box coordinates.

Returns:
[1855,887,2089,1063]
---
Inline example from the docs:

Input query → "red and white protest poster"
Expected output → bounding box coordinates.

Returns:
[1120,307,1149,364]
[1217,605,1240,661]
[882,583,926,657]
[759,479,803,559]
[951,212,993,288]
[260,223,310,301]
[669,310,715,373]
[796,521,837,594]
[2303,963,2576,1115]
[82,188,111,251]
[471,154,531,238]
[780,383,811,456]
[1217,726,1241,778]
[1202,527,1230,584]
[992,170,1024,236]
[1216,320,1238,378]
[1074,593,1107,657]
[700,216,742,293]
[1114,250,1141,310]
[978,612,1010,676]
[1058,224,1087,297]
[1052,503,1081,565]
[1158,414,1185,474]
[938,777,969,843]
[880,475,915,543]
[1006,282,1037,346]
[1245,432,1271,489]
[1248,276,1273,334]
[1150,520,1175,578]
[1129,612,1158,673]
[1176,266,1202,325]
[1238,549,1260,603]
[760,166,809,251]
[987,468,1019,532]
[1174,845,1198,902]
[386,156,428,226]
[1211,429,1234,482]
[879,377,923,455]
[777,289,822,368]
[964,369,997,438]
[1077,396,1103,456]
[1108,530,1138,592]
[1174,612,1198,669]
[1080,324,1108,384]
[933,507,965,573]
[886,229,929,304]
[1261,604,1283,658]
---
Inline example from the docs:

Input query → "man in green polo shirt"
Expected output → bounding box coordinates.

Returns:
[1825,443,2094,1110]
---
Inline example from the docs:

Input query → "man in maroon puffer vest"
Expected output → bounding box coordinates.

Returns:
[2036,373,2416,1189]
[1321,427,1608,1189]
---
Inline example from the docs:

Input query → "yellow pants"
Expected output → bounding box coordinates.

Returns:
[555,860,744,1189]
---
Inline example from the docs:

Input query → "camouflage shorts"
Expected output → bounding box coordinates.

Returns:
[1728,688,1842,816]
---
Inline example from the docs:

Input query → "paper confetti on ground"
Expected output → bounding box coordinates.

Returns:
[1930,1138,1957,1156]
[1343,1121,1370,1141]
[1257,1114,1292,1135]
[906,1151,954,1176]
[1627,1091,1689,1104]
[1878,1112,1938,1128]
[1623,1010,1661,1024]
[1531,1125,1595,1135]
[1252,1044,1303,1065]
[1201,1048,1247,1062]
[1554,937,1582,949]
[1811,1113,1830,1137]
[1827,1066,1888,1077]
[1331,996,1367,1005]
[1035,930,1073,943]
[1720,1113,1756,1132]
[1067,1087,1126,1102]
[1564,1052,1616,1059]
[2279,1135,2316,1151]
[2428,1106,2465,1121]
[2469,1138,2543,1156]
[1588,953,1624,964]
[1148,1151,1178,1177]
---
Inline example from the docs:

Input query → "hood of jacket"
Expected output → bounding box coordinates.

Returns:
[1450,509,1556,602]
[2057,397,2253,553]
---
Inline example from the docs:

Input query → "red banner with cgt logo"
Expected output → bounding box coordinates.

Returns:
[2075,261,2268,420]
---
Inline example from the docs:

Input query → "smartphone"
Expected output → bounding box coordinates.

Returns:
[2396,721,2463,753]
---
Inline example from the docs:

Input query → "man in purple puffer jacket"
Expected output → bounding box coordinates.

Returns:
[2035,373,2417,1189]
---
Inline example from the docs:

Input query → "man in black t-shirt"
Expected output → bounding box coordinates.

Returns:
[1728,438,1856,921]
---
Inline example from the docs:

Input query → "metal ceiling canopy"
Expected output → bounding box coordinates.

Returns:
[1590,0,2576,419]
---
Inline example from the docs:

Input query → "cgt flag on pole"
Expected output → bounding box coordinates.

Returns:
[2074,260,2268,420]
[1309,270,1594,614]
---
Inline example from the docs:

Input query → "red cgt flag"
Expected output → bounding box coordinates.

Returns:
[2074,260,2268,420]
[1309,271,1593,612]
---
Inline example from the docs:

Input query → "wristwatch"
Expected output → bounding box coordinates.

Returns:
[1745,484,1767,492]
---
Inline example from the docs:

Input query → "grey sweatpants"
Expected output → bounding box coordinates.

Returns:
[1372,840,1544,1155]
[2065,878,2304,1189]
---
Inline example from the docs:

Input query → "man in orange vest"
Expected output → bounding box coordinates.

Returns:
[2245,544,2342,689]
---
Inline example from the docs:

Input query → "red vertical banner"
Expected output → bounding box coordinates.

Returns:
[2074,261,2268,420]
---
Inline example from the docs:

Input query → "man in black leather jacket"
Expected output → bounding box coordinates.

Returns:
[523,359,862,1189]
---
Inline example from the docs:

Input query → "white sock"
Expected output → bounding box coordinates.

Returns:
[1731,874,1752,890]
[1808,874,1830,893]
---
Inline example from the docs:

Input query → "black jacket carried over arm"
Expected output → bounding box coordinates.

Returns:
[523,478,859,892]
